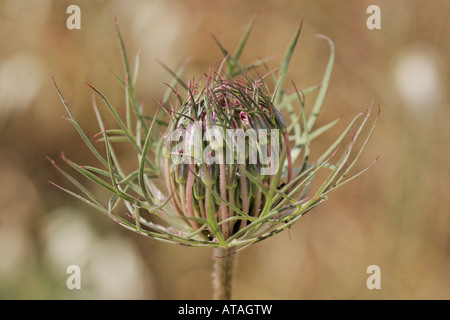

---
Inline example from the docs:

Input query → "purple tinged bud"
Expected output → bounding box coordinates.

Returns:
[162,70,289,240]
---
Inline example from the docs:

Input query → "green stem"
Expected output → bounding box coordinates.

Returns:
[212,247,237,300]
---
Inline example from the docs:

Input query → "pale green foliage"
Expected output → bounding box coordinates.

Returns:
[50,17,378,251]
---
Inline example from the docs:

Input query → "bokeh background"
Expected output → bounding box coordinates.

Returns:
[0,0,449,299]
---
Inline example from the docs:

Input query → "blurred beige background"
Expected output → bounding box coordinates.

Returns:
[0,0,449,299]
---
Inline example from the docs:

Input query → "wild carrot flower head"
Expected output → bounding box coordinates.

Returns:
[50,17,378,251]
[162,71,291,244]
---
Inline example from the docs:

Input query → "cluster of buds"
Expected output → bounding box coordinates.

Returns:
[162,72,292,244]
[50,18,378,251]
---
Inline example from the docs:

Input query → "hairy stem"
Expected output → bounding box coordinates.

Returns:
[212,247,237,300]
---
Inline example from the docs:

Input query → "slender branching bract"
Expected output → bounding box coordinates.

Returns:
[50,17,378,253]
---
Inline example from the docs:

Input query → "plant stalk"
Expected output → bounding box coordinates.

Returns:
[212,247,237,300]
